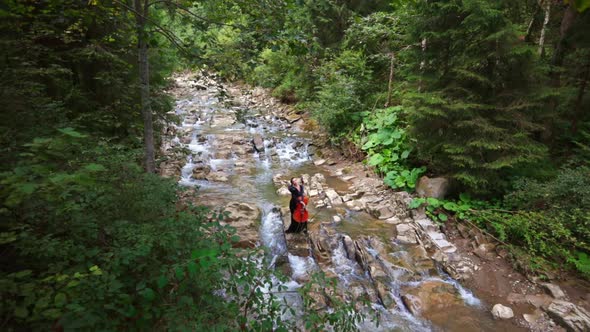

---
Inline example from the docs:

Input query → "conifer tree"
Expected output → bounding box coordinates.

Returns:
[402,0,548,194]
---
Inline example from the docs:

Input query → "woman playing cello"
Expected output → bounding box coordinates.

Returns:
[285,177,309,233]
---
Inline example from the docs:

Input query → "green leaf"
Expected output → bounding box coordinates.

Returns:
[187,261,198,277]
[58,127,87,138]
[157,276,168,289]
[12,270,32,279]
[14,306,28,318]
[443,202,458,211]
[191,248,218,260]
[367,153,384,166]
[54,293,67,307]
[459,193,471,203]
[141,288,156,302]
[438,213,448,222]
[401,150,410,159]
[409,198,425,209]
[175,267,184,279]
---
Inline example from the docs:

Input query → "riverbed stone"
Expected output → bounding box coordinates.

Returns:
[545,300,590,332]
[541,283,567,300]
[252,133,264,152]
[416,176,449,199]
[220,202,261,248]
[401,281,462,316]
[492,304,514,320]
[324,188,342,205]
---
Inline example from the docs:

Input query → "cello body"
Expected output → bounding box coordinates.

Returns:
[293,195,309,223]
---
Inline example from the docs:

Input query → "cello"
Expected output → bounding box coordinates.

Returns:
[293,176,309,223]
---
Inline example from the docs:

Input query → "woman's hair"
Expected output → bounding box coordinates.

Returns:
[290,177,296,185]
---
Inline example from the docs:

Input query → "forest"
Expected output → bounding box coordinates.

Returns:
[1,0,589,330]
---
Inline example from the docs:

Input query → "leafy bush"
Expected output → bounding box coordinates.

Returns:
[312,51,372,135]
[360,106,425,189]
[505,166,590,210]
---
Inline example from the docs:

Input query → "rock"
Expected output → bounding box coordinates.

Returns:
[492,304,514,320]
[401,281,462,316]
[374,205,394,220]
[313,159,326,166]
[333,215,342,222]
[541,283,567,300]
[252,134,264,152]
[207,172,229,182]
[192,163,211,179]
[416,176,450,199]
[545,300,590,332]
[342,235,356,260]
[220,202,261,248]
[523,309,544,324]
[277,187,291,196]
[324,189,342,205]
[384,216,403,224]
[526,294,553,308]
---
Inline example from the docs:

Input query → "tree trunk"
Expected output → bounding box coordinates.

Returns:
[572,55,590,135]
[134,0,156,173]
[538,0,551,56]
[551,5,578,73]
[525,1,541,43]
[385,52,395,107]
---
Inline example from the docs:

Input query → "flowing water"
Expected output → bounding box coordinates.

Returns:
[167,73,523,331]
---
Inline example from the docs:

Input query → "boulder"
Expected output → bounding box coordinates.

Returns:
[546,300,590,332]
[324,188,342,205]
[207,171,229,182]
[416,176,449,199]
[541,283,567,300]
[220,202,261,248]
[192,163,211,179]
[252,134,264,153]
[492,304,514,320]
[401,281,462,316]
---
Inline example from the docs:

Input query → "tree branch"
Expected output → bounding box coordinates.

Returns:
[113,0,192,57]
[147,0,246,29]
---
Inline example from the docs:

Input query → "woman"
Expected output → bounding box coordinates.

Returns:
[285,177,307,233]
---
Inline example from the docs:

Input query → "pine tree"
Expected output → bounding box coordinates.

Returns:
[402,0,549,194]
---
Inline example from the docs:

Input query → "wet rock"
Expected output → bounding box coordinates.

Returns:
[545,300,590,332]
[277,187,291,196]
[345,200,365,211]
[313,158,326,166]
[207,171,229,182]
[416,176,449,199]
[324,188,342,205]
[285,233,311,257]
[375,280,396,309]
[541,283,567,300]
[401,281,462,316]
[492,304,514,320]
[252,133,264,152]
[342,235,356,260]
[159,161,182,178]
[396,224,417,244]
[192,163,211,179]
[373,205,395,220]
[220,202,261,248]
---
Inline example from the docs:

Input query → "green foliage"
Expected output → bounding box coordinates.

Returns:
[505,166,590,210]
[360,107,425,189]
[402,0,549,195]
[312,50,373,135]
